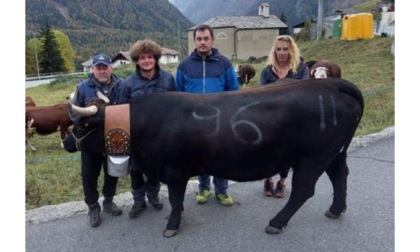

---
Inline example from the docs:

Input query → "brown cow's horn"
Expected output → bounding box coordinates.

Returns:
[96,91,110,104]
[71,104,98,117]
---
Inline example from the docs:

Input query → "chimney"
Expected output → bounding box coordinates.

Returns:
[259,3,270,18]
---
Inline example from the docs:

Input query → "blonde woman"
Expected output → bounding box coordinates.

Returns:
[260,35,309,198]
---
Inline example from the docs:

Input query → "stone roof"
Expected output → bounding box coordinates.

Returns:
[190,15,287,30]
[81,59,92,67]
[161,47,179,56]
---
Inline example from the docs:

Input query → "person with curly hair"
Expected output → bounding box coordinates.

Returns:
[119,39,176,218]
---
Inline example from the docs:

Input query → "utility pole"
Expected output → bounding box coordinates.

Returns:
[317,0,323,40]
[33,33,40,79]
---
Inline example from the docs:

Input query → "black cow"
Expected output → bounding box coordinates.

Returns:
[69,78,364,238]
[237,64,256,85]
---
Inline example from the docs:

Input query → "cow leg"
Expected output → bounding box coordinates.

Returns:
[25,128,36,151]
[163,170,189,238]
[266,161,326,234]
[26,138,36,151]
[60,127,68,149]
[324,153,348,218]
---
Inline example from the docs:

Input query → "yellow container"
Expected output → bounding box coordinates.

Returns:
[341,13,374,40]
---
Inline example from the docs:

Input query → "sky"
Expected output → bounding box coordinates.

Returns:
[6,1,420,251]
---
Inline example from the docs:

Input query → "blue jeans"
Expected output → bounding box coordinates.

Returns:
[198,174,228,195]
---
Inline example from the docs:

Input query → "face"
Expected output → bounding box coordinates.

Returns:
[136,52,156,72]
[275,41,290,63]
[194,29,214,56]
[92,64,112,84]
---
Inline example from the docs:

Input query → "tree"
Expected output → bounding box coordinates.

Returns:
[26,30,75,75]
[53,30,76,72]
[39,19,65,74]
[373,11,382,33]
[25,35,41,76]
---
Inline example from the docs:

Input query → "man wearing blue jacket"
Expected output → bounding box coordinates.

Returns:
[69,54,124,227]
[175,24,239,206]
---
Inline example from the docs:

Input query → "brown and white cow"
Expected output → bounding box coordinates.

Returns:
[25,103,73,151]
[310,60,342,79]
[70,78,364,238]
[25,96,36,107]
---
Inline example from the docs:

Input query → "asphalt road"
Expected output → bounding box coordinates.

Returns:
[26,79,55,88]
[25,131,395,252]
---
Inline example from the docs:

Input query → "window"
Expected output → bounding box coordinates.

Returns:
[216,32,227,40]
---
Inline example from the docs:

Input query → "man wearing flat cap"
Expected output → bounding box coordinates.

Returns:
[69,54,125,227]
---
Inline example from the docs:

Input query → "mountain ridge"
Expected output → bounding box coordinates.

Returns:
[170,0,371,29]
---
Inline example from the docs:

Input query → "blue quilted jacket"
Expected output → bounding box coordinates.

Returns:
[119,64,176,104]
[175,48,239,94]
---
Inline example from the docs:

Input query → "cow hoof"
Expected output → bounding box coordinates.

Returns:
[265,225,282,234]
[163,229,178,238]
[325,210,341,219]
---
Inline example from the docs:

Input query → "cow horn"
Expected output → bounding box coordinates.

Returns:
[71,104,98,117]
[310,69,316,76]
[96,91,110,104]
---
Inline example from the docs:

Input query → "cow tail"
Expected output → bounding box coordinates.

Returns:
[335,79,365,155]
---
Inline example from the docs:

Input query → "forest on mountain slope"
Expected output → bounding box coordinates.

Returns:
[25,0,193,66]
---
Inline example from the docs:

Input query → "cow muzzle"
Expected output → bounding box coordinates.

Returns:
[311,67,329,79]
